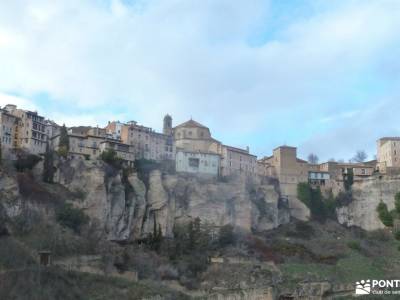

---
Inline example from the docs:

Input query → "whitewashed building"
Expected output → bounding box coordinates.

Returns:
[175,150,220,176]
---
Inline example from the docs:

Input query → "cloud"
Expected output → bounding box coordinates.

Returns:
[0,93,38,111]
[0,0,399,158]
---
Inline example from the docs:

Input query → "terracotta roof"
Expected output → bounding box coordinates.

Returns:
[174,119,209,129]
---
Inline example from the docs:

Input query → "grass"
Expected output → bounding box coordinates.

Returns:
[280,251,392,285]
[0,267,189,300]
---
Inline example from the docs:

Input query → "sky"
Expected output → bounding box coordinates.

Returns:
[0,0,399,162]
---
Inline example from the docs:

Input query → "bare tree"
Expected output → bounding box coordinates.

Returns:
[353,150,367,163]
[308,153,319,164]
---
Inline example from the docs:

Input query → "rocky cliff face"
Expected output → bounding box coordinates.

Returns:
[0,157,290,241]
[337,175,400,231]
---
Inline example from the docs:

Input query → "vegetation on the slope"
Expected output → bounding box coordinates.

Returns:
[42,145,55,183]
[297,183,337,221]
[14,154,41,172]
[0,267,189,300]
[395,192,400,214]
[58,124,69,157]
[56,203,89,234]
[101,148,123,168]
[343,168,354,192]
[376,202,393,227]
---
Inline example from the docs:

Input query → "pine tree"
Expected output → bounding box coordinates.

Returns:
[0,139,2,165]
[43,143,54,183]
[58,124,69,157]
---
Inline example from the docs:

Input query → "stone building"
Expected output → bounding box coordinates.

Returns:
[258,146,311,220]
[319,161,375,181]
[377,137,400,173]
[0,107,19,158]
[106,119,174,161]
[4,104,47,155]
[173,119,258,177]
[173,119,222,154]
[175,150,220,176]
[52,126,135,166]
[220,145,257,177]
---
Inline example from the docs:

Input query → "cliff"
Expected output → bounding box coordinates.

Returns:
[337,175,400,231]
[1,157,290,242]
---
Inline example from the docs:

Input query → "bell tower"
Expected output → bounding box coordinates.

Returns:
[163,114,173,136]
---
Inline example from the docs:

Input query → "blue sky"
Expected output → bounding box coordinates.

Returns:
[0,0,400,162]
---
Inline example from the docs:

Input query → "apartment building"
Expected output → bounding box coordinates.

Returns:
[220,145,257,177]
[106,119,174,161]
[377,137,400,173]
[4,104,47,155]
[0,108,19,158]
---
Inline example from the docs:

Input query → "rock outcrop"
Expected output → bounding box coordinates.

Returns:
[49,157,290,241]
[337,175,400,231]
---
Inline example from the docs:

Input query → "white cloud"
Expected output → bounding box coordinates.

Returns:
[0,0,399,157]
[0,93,38,111]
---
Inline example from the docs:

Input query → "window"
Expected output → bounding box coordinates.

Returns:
[189,158,200,168]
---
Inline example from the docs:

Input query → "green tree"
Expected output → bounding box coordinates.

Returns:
[218,224,235,247]
[297,183,328,222]
[58,124,69,157]
[376,202,393,227]
[0,139,2,165]
[56,203,89,233]
[297,182,312,208]
[395,192,400,214]
[343,168,354,191]
[42,144,54,183]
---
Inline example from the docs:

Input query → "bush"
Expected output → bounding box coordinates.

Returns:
[157,264,179,280]
[14,154,41,172]
[56,203,89,233]
[218,224,235,247]
[367,229,392,242]
[57,146,68,158]
[376,202,393,227]
[293,221,315,239]
[297,183,328,222]
[394,231,400,241]
[347,240,361,251]
[395,192,400,214]
[101,149,123,168]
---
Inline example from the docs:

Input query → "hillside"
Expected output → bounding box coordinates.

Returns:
[1,155,400,299]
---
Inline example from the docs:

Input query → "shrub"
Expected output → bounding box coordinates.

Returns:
[297,183,327,222]
[347,240,361,251]
[57,146,68,158]
[295,221,315,239]
[43,147,55,183]
[395,192,400,214]
[101,149,123,168]
[218,224,235,247]
[394,231,400,241]
[367,229,392,242]
[376,202,393,227]
[14,154,41,172]
[157,264,179,280]
[56,203,89,233]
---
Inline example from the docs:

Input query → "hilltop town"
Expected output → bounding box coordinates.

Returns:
[1,104,398,214]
